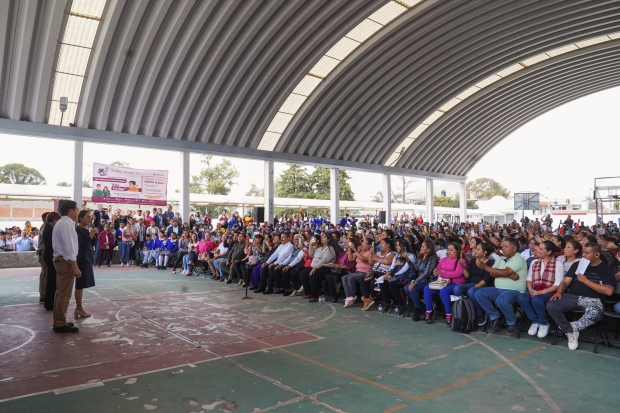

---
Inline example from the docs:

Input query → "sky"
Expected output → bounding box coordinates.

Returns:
[2,85,619,204]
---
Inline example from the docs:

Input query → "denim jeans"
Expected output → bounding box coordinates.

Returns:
[182,254,190,271]
[475,287,521,325]
[423,283,458,314]
[615,302,620,314]
[452,283,485,314]
[403,281,428,309]
[342,272,366,297]
[121,241,132,263]
[214,258,226,277]
[517,292,552,325]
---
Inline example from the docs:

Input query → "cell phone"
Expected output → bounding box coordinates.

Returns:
[311,238,316,243]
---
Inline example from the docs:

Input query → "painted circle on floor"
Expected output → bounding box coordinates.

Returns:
[0,324,36,357]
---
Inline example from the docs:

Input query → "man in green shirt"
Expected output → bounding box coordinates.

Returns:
[92,184,103,197]
[476,237,528,333]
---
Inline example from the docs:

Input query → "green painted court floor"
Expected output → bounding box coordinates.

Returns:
[1,266,620,413]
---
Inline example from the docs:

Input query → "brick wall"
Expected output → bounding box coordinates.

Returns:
[0,205,9,218]
[13,208,34,217]
[34,208,54,218]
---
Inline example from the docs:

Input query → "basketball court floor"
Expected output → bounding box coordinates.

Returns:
[1,266,619,413]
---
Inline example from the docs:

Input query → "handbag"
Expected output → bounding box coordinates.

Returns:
[429,279,450,290]
[363,269,376,282]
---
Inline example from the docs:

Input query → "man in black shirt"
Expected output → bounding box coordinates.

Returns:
[564,215,574,229]
[547,243,616,350]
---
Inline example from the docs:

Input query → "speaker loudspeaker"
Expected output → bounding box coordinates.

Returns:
[254,207,265,223]
[378,211,387,224]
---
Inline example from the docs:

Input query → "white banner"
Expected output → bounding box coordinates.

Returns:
[92,163,168,206]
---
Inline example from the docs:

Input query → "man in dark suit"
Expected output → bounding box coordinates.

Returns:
[93,205,108,225]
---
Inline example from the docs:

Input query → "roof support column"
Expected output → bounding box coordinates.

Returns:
[330,168,339,226]
[264,161,274,225]
[179,152,190,224]
[460,181,467,224]
[426,178,434,224]
[383,174,391,227]
[72,141,83,204]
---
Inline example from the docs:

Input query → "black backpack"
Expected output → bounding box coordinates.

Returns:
[451,296,477,334]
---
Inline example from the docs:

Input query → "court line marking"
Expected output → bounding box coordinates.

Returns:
[383,403,408,413]
[478,340,562,413]
[297,303,337,329]
[53,382,105,395]
[0,324,36,357]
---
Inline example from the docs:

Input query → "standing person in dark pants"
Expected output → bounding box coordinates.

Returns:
[75,210,97,318]
[52,201,81,333]
[38,212,49,304]
[43,212,62,311]
[97,225,114,266]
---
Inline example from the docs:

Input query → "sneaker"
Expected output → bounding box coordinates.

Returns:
[528,323,539,336]
[486,318,501,333]
[425,311,433,324]
[398,305,406,318]
[507,324,518,334]
[446,314,452,328]
[381,302,391,314]
[566,330,579,350]
[477,313,487,326]
[361,297,375,311]
[120,263,124,267]
[537,324,550,338]
[343,297,353,308]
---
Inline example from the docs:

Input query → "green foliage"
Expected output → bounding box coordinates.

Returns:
[245,184,264,197]
[111,161,130,168]
[82,180,91,188]
[0,163,46,185]
[434,194,478,209]
[273,165,355,218]
[57,181,71,187]
[54,180,91,188]
[466,177,510,200]
[190,155,240,195]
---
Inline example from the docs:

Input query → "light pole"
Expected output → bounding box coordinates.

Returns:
[59,96,68,125]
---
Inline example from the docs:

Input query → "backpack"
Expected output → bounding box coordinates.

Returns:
[451,296,477,334]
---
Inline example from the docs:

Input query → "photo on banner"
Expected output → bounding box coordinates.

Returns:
[91,163,168,206]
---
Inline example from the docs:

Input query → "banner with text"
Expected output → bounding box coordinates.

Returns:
[92,163,168,206]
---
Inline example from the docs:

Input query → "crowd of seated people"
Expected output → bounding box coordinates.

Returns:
[32,203,620,350]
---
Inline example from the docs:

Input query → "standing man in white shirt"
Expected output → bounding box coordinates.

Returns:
[52,201,81,333]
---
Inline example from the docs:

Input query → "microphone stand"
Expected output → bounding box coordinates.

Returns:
[242,264,253,300]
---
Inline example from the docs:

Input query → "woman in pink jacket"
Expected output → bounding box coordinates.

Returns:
[423,242,467,327]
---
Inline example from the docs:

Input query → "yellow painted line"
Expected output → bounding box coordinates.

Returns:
[383,403,408,413]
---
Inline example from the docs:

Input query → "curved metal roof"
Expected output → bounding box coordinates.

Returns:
[1,0,620,180]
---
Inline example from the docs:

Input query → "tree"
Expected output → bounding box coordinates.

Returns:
[245,184,264,197]
[82,180,91,188]
[275,164,313,198]
[466,178,510,200]
[0,163,46,185]
[57,181,71,187]
[434,196,459,208]
[391,176,421,204]
[111,161,130,168]
[309,168,355,201]
[371,191,383,203]
[190,155,239,195]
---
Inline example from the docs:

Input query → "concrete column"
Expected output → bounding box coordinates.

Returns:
[330,168,339,225]
[72,141,83,204]
[459,181,467,223]
[179,152,190,223]
[264,161,274,224]
[383,174,391,226]
[426,178,434,224]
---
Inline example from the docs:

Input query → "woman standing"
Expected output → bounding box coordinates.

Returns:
[75,210,97,318]
[97,225,114,267]
[219,209,229,229]
[299,233,339,302]
[43,212,61,311]
[119,222,132,266]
